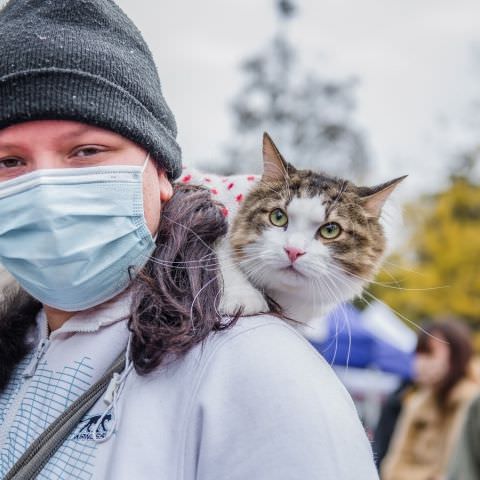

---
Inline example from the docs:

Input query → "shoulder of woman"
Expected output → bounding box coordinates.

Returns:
[181,314,378,479]
[191,313,364,433]
[201,314,339,384]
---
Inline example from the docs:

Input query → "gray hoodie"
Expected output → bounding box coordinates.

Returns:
[0,293,378,479]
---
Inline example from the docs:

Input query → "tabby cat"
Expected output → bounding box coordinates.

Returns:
[197,133,406,322]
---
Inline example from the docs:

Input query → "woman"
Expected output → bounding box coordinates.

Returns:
[0,0,378,478]
[380,321,479,480]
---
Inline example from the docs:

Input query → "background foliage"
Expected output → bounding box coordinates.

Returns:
[371,175,480,327]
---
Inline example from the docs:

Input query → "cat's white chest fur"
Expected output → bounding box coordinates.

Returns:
[216,239,269,316]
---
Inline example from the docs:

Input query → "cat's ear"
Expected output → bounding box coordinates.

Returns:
[360,175,407,217]
[262,132,296,182]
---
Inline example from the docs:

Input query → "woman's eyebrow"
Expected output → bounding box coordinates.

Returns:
[61,125,99,139]
[0,143,23,151]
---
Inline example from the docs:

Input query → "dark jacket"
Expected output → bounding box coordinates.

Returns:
[448,394,480,480]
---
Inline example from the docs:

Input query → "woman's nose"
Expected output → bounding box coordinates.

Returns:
[32,155,66,170]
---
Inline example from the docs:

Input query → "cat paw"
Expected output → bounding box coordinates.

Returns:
[219,287,269,316]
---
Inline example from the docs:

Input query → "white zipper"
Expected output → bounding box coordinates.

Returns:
[0,317,50,447]
[22,338,50,378]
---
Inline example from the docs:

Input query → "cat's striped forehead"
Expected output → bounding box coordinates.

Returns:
[245,170,363,220]
[288,170,348,197]
[232,175,356,254]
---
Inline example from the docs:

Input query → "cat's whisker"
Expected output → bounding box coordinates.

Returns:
[162,214,217,256]
[375,264,403,286]
[327,261,449,292]
[238,263,269,287]
[235,246,279,263]
[189,275,220,331]
[325,276,352,368]
[326,275,353,371]
[310,276,320,323]
[322,270,390,368]
[144,257,223,270]
[141,251,218,266]
[381,258,432,277]
[213,252,275,272]
[311,276,343,368]
[358,290,448,345]
[212,281,224,320]
[143,249,267,272]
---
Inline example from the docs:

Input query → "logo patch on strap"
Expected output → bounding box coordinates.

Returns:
[73,413,113,441]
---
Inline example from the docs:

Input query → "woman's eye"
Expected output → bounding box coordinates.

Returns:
[269,208,288,228]
[74,147,103,157]
[0,158,24,169]
[318,222,342,240]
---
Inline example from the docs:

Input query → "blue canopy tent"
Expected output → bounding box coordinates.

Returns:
[310,303,414,379]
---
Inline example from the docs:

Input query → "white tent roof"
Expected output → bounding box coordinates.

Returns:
[361,301,417,353]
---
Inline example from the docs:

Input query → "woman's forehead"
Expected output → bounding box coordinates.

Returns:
[0,121,121,146]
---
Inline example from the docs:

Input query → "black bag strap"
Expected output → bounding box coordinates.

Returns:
[4,352,126,480]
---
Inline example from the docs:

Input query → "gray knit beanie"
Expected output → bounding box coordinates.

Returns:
[0,0,181,180]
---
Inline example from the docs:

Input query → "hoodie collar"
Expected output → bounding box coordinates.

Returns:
[38,289,133,341]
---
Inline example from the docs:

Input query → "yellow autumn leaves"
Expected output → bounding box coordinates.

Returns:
[371,177,480,327]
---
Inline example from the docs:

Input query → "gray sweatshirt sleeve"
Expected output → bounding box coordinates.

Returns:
[184,319,379,480]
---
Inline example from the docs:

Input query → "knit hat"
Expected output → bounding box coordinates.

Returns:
[0,0,182,180]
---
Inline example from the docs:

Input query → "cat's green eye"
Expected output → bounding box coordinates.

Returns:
[269,208,288,227]
[319,222,342,240]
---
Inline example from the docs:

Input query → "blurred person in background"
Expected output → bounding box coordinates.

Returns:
[380,321,479,480]
[373,377,413,469]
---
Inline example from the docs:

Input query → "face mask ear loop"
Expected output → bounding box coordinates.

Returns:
[141,153,150,174]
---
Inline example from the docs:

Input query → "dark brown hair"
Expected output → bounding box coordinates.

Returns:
[128,184,237,374]
[0,184,236,390]
[416,320,473,408]
[0,286,41,390]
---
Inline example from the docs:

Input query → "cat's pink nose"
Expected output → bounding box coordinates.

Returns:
[284,246,305,263]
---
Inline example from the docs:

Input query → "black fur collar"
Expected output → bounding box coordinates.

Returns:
[0,287,41,391]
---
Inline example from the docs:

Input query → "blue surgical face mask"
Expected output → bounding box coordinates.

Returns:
[0,155,156,311]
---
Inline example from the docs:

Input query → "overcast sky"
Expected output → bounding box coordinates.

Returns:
[118,0,480,198]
